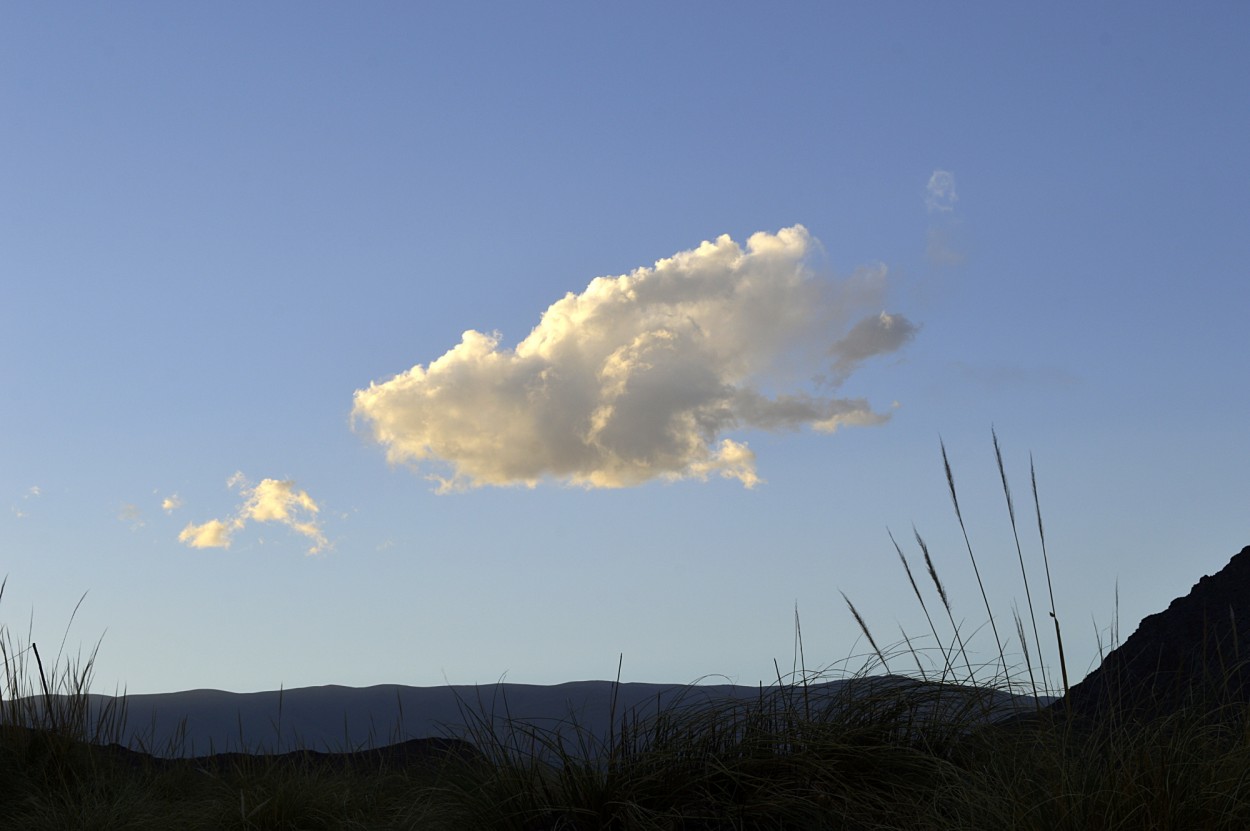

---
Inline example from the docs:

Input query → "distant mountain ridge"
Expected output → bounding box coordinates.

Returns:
[12,676,1052,759]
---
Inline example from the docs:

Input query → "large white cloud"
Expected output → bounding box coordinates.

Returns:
[352,225,917,490]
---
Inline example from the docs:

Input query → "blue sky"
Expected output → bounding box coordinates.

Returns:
[3,3,1247,695]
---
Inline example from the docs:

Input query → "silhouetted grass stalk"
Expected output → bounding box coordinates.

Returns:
[888,528,953,680]
[916,528,976,680]
[941,438,1011,684]
[1031,453,1070,696]
[994,428,1045,700]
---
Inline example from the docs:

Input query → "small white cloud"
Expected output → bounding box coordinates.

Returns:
[352,225,916,491]
[239,478,327,553]
[179,519,233,549]
[161,494,183,513]
[177,474,327,555]
[925,170,958,213]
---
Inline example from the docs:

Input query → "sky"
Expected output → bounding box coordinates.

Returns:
[2,3,1248,697]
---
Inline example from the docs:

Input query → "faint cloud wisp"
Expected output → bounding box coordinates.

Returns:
[352,225,917,491]
[11,485,41,519]
[178,472,328,554]
[118,503,145,530]
[925,170,958,213]
[925,169,965,266]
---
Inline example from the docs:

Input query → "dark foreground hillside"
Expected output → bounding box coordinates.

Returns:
[3,668,1250,830]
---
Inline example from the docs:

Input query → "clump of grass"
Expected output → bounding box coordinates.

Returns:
[429,672,990,830]
[0,581,121,741]
[841,435,1070,707]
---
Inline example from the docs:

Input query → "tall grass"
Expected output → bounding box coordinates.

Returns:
[0,579,130,748]
[839,435,1068,708]
[1,436,1248,830]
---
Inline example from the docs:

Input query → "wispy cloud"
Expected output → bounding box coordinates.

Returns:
[161,494,182,514]
[11,485,41,519]
[353,225,916,491]
[178,473,327,554]
[926,229,965,267]
[118,503,145,529]
[925,170,958,213]
[925,170,965,265]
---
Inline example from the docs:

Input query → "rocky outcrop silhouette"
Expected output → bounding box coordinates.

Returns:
[1058,544,1250,723]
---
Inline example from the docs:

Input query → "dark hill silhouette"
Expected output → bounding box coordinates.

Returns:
[9,676,1048,762]
[1058,544,1250,723]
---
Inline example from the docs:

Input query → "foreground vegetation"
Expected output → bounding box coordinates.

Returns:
[7,674,1250,830]
[4,438,1249,829]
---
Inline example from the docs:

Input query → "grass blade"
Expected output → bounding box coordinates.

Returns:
[942,438,1008,683]
[993,429,1043,697]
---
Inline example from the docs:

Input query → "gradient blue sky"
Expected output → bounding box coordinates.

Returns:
[3,3,1247,695]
